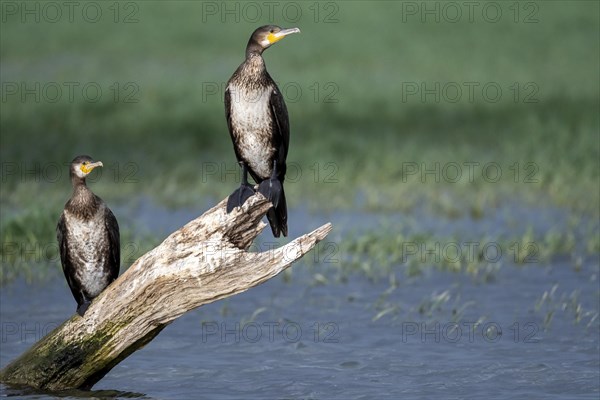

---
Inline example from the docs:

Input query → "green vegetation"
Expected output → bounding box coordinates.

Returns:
[306,223,599,284]
[1,2,598,283]
[535,284,599,330]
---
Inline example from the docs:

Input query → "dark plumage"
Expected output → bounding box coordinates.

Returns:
[225,25,300,238]
[57,155,120,316]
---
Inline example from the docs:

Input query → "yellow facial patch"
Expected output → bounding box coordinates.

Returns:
[267,32,283,44]
[80,161,103,174]
[80,164,92,174]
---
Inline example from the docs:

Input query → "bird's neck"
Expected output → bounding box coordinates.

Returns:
[245,39,265,58]
[68,178,99,219]
[235,53,269,89]
[243,52,266,72]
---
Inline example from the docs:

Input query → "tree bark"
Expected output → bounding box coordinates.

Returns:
[0,195,332,391]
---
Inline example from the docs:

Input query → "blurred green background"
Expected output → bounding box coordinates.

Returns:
[1,1,599,281]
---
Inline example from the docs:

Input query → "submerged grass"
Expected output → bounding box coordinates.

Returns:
[535,284,600,330]
[326,225,599,283]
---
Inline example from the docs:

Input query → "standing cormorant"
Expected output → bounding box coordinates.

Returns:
[56,155,120,316]
[225,25,300,237]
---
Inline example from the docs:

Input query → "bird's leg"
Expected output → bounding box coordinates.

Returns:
[77,293,92,317]
[227,162,256,213]
[258,160,282,208]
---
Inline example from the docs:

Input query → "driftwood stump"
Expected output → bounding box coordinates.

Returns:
[0,195,332,390]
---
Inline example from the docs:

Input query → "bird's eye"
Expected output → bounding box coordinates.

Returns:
[270,29,274,33]
[82,161,88,165]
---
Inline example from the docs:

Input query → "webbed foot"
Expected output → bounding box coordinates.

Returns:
[227,184,255,212]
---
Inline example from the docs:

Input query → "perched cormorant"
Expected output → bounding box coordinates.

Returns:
[56,155,120,316]
[225,25,300,237]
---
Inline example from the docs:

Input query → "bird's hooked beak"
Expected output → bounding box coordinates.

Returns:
[267,27,301,45]
[81,161,103,174]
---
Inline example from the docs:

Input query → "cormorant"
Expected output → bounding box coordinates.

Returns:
[56,155,120,316]
[225,25,300,238]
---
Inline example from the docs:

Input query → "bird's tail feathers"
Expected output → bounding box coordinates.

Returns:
[266,185,287,237]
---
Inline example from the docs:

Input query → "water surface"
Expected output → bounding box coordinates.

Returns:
[1,200,598,399]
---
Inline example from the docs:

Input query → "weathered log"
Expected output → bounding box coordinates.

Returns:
[0,195,332,391]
